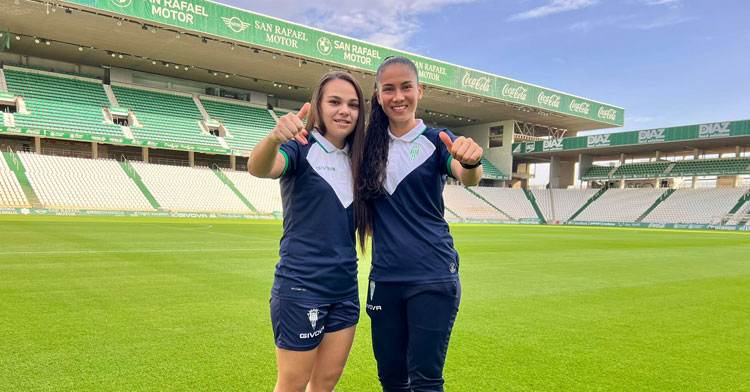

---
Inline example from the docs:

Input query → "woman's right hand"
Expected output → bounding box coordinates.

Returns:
[270,103,310,144]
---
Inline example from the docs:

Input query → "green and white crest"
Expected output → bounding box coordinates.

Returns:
[409,145,421,161]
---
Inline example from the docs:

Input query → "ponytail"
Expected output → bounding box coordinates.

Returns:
[354,56,420,252]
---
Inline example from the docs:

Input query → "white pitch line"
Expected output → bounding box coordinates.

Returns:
[0,248,276,256]
[141,223,277,241]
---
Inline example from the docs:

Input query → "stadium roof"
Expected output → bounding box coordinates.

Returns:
[512,119,750,162]
[1,0,623,132]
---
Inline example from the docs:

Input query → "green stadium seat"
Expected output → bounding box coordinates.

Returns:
[200,98,279,151]
[612,162,670,179]
[4,68,124,137]
[581,165,613,180]
[112,85,221,148]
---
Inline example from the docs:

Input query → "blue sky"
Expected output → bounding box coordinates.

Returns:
[221,0,749,134]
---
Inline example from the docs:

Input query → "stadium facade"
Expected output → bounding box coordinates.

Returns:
[0,0,749,230]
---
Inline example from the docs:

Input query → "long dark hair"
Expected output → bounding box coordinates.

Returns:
[307,71,366,192]
[354,56,420,251]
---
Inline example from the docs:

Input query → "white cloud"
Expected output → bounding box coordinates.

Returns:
[221,0,475,49]
[644,0,682,5]
[508,0,598,21]
[567,14,636,32]
[635,15,697,29]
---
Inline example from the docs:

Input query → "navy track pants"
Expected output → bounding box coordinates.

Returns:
[366,280,461,392]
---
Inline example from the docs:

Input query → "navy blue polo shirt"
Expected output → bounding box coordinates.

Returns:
[369,119,460,284]
[272,130,358,302]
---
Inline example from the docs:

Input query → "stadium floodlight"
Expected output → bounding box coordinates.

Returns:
[46,40,51,46]
[184,66,189,71]
[78,47,83,52]
[15,36,21,40]
[225,74,230,78]
[151,60,156,65]
[34,38,40,44]
[174,65,179,69]
[118,54,123,58]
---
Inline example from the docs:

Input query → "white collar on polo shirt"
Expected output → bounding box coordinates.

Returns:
[388,119,427,143]
[310,129,349,154]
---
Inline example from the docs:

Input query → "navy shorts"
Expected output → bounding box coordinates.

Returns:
[270,296,360,351]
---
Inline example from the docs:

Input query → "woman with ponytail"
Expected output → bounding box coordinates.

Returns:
[357,56,483,391]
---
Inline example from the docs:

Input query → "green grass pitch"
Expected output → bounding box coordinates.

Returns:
[1,215,748,391]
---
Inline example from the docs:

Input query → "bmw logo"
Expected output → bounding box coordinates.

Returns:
[317,37,332,56]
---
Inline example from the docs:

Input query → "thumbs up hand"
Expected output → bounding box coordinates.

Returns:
[269,102,310,145]
[440,131,483,167]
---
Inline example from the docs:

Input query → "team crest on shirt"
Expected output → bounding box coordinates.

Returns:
[307,308,320,329]
[409,145,421,161]
[449,263,457,273]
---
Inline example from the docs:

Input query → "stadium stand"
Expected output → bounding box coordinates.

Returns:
[727,198,750,225]
[442,185,508,220]
[641,188,749,224]
[112,85,222,147]
[444,207,460,220]
[481,158,507,179]
[470,187,538,220]
[613,162,670,179]
[4,67,124,136]
[530,189,553,221]
[221,169,282,213]
[667,158,750,177]
[0,153,30,207]
[529,188,598,222]
[200,98,276,151]
[18,152,154,210]
[551,189,598,222]
[581,165,614,180]
[130,161,251,213]
[574,188,667,222]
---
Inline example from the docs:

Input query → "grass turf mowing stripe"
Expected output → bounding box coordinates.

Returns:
[0,215,747,391]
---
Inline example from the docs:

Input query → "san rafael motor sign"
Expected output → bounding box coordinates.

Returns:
[63,0,624,125]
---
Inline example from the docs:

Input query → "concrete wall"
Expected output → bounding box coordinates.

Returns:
[549,155,576,188]
[454,119,515,180]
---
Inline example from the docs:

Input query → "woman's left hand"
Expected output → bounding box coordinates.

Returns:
[439,132,482,166]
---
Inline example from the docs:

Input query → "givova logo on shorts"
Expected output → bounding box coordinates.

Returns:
[300,308,325,339]
[110,0,132,8]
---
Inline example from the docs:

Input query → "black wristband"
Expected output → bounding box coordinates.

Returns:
[460,158,483,170]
